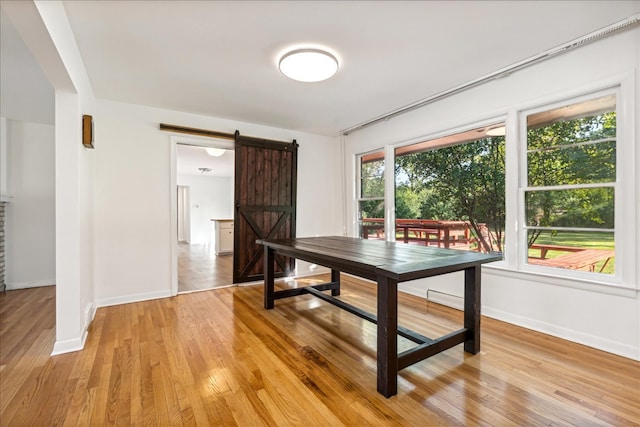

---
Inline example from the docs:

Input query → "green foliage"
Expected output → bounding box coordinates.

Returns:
[395,137,506,252]
[360,158,386,221]
[527,112,616,187]
[526,111,616,240]
[418,188,457,220]
[395,185,422,219]
[359,200,384,219]
[361,159,385,198]
[529,230,614,249]
[380,105,615,259]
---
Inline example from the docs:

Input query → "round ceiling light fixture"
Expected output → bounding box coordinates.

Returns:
[279,48,339,82]
[205,147,225,157]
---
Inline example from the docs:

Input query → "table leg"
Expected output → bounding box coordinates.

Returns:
[463,266,481,354]
[377,274,398,397]
[331,269,341,296]
[264,246,275,309]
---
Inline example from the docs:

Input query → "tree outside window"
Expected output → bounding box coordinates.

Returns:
[357,92,616,278]
[394,126,506,254]
[358,152,385,238]
[525,94,616,275]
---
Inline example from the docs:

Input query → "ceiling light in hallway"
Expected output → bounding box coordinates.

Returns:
[205,147,225,157]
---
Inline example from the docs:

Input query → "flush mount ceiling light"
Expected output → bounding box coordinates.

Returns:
[205,147,225,157]
[486,126,506,136]
[279,48,339,82]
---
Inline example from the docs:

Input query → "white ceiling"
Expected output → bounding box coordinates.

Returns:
[0,10,54,124]
[176,143,234,177]
[56,0,639,137]
[5,2,638,179]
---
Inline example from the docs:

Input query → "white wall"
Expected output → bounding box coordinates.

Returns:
[1,117,10,200]
[0,9,55,126]
[176,174,233,245]
[3,0,98,354]
[5,119,55,289]
[343,28,640,360]
[94,99,343,306]
[45,2,97,356]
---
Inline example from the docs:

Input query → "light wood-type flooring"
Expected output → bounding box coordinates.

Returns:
[178,242,233,292]
[1,278,639,426]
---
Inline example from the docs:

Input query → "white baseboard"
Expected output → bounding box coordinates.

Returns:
[397,283,638,361]
[95,289,172,308]
[52,292,167,355]
[51,331,87,355]
[82,301,96,333]
[6,279,55,290]
[426,290,464,311]
[50,301,95,356]
[482,306,640,361]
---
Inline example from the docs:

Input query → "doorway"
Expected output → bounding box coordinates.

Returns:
[173,139,235,293]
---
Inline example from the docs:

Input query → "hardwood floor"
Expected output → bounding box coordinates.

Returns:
[1,277,639,426]
[178,242,233,292]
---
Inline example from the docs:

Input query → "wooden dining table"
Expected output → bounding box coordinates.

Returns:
[257,236,502,397]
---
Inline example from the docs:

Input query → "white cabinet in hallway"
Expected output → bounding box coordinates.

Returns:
[212,219,234,255]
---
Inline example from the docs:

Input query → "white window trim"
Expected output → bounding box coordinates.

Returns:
[356,150,385,237]
[516,81,636,290]
[377,116,510,254]
[350,73,636,295]
[383,144,395,242]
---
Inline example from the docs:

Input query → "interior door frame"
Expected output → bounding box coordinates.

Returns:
[177,185,190,243]
[169,134,235,296]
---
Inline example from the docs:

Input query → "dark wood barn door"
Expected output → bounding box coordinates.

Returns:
[233,131,298,283]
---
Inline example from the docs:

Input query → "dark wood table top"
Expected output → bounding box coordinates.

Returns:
[257,236,502,282]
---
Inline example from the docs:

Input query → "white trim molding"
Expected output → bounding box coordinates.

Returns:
[95,289,172,308]
[51,334,88,356]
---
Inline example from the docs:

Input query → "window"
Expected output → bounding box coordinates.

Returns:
[352,81,634,290]
[523,93,616,276]
[393,124,506,254]
[357,151,385,239]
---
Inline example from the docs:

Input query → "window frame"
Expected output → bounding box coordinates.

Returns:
[356,149,386,239]
[355,117,510,251]
[350,76,636,294]
[392,121,508,254]
[517,86,627,285]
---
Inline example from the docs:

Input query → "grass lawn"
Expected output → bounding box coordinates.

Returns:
[531,230,614,249]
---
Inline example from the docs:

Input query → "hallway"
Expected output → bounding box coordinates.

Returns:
[178,243,233,292]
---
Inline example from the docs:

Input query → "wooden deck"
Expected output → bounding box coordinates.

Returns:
[362,222,615,273]
[528,245,614,273]
[362,219,477,250]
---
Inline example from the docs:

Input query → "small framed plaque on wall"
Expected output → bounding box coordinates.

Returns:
[82,114,94,148]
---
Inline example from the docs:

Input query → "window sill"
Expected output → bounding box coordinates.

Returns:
[482,262,638,298]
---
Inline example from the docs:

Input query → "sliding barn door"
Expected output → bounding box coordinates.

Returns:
[233,131,298,283]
